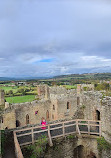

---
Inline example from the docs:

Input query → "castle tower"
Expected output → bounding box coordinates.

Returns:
[77,84,81,95]
[37,85,45,98]
[45,85,50,100]
[0,89,5,108]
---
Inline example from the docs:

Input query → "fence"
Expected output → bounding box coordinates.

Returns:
[14,119,101,147]
[13,131,24,158]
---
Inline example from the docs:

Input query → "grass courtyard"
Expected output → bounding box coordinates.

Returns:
[5,95,36,103]
[62,85,77,89]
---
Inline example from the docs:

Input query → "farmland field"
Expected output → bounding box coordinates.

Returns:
[0,86,37,96]
[5,95,36,103]
[63,85,76,89]
[0,86,18,93]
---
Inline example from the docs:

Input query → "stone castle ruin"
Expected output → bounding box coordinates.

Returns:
[0,84,111,158]
[0,84,111,146]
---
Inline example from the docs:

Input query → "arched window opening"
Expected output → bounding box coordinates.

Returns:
[26,114,29,124]
[77,97,80,105]
[53,105,55,110]
[67,102,70,109]
[1,117,3,123]
[16,120,21,127]
[74,145,84,158]
[96,110,100,120]
[46,110,49,120]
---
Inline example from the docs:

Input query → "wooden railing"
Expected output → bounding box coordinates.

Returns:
[13,131,24,158]
[14,119,101,147]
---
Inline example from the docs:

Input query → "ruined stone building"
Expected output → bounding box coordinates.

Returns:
[0,84,111,145]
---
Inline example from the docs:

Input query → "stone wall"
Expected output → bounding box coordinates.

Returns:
[49,86,76,95]
[44,135,99,158]
[79,91,102,120]
[101,149,111,158]
[76,91,111,144]
[101,97,111,143]
[56,94,77,120]
[0,89,5,108]
[81,84,94,91]
[2,93,78,129]
[1,109,16,129]
[37,85,46,98]
[77,84,94,95]
[15,100,51,127]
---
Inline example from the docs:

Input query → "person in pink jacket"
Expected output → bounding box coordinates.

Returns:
[41,117,47,130]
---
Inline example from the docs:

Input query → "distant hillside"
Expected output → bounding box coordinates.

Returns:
[53,73,111,80]
[0,76,50,81]
[0,77,16,81]
[1,73,111,81]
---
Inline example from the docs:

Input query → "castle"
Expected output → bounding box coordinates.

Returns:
[0,84,111,144]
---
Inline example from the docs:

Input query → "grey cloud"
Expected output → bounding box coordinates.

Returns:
[0,0,111,77]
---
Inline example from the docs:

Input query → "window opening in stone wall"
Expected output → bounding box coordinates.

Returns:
[96,110,100,120]
[35,110,38,115]
[67,102,70,109]
[16,120,20,127]
[53,105,55,110]
[26,114,29,124]
[1,117,3,123]
[73,145,84,158]
[46,110,49,119]
[77,97,80,105]
[52,114,54,119]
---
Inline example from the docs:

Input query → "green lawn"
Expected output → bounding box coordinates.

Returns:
[0,86,37,95]
[5,95,36,103]
[0,86,18,93]
[63,85,77,89]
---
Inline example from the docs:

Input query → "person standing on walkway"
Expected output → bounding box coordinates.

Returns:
[41,117,47,129]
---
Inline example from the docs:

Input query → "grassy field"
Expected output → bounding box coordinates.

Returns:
[0,86,18,93]
[0,86,37,95]
[63,85,77,89]
[5,95,36,103]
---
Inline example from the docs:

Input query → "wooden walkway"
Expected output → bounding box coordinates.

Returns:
[13,119,102,158]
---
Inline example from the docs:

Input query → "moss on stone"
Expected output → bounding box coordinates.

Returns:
[22,135,48,158]
[80,104,86,110]
[67,134,75,139]
[97,137,111,152]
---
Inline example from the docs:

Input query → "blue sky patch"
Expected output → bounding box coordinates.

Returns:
[33,58,55,64]
[39,58,54,63]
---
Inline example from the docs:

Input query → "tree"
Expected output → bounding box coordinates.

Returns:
[8,90,13,96]
[17,88,26,95]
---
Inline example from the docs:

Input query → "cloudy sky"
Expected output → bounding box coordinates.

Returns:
[0,0,111,77]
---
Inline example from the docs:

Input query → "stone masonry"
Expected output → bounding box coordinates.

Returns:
[0,89,5,108]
